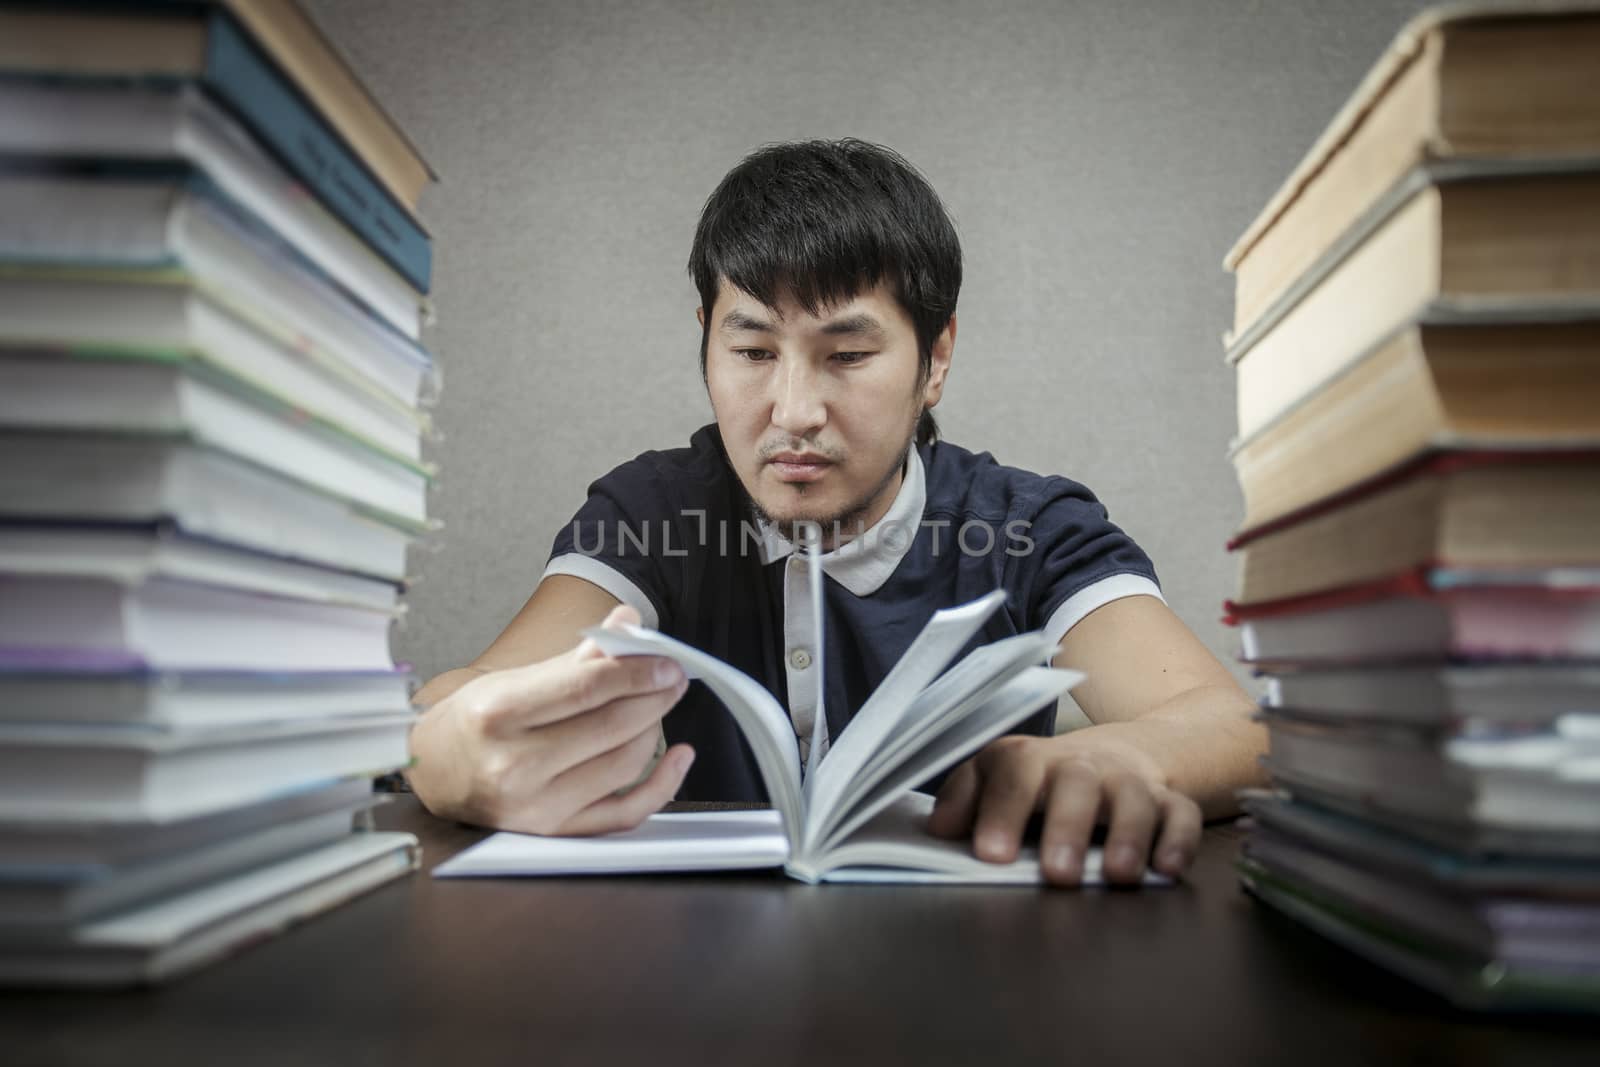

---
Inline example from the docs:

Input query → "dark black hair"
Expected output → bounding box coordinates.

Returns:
[688,139,962,445]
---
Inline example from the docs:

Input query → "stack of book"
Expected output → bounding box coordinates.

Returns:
[1220,3,1600,1012]
[0,0,437,986]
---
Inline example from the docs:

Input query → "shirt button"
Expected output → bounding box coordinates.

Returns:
[789,648,812,670]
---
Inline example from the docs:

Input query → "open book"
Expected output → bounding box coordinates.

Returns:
[437,548,1166,886]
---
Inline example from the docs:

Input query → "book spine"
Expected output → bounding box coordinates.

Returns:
[202,10,432,294]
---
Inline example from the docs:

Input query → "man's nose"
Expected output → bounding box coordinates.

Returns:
[770,357,827,437]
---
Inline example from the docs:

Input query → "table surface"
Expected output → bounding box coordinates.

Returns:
[2,797,1596,1066]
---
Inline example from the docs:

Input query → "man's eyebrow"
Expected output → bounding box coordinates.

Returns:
[719,310,777,335]
[820,313,886,340]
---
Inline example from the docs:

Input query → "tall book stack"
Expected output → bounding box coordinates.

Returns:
[0,0,437,986]
[1220,3,1600,1012]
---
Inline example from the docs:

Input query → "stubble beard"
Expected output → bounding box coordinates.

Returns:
[749,408,920,550]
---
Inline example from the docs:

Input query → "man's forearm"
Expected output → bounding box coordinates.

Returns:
[1062,684,1268,819]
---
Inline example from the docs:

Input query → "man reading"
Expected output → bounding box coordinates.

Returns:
[406,139,1265,886]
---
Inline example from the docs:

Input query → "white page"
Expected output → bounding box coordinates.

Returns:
[432,811,788,877]
[71,832,416,946]
[1559,713,1600,740]
[811,793,1171,887]
[816,666,1083,858]
[855,633,1058,779]
[803,589,1006,845]
[585,624,804,849]
[814,633,1059,848]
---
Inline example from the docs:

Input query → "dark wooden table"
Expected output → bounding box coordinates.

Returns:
[2,797,1596,1065]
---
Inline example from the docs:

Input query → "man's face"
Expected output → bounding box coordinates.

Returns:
[701,279,952,543]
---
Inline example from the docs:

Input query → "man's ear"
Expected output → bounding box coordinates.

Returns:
[922,314,956,410]
[696,306,706,329]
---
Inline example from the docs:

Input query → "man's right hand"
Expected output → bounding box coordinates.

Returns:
[405,605,694,835]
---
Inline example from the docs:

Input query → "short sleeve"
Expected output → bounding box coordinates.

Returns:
[1020,479,1164,650]
[544,457,682,632]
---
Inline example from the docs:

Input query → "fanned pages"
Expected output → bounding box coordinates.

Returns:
[585,623,804,851]
[802,590,1007,849]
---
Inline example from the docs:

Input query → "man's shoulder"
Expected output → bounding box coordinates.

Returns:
[920,437,1106,522]
[591,424,737,502]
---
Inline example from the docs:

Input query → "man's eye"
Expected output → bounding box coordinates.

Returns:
[833,351,873,365]
[735,348,774,362]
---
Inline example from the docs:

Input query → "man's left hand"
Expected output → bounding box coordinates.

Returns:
[927,732,1202,887]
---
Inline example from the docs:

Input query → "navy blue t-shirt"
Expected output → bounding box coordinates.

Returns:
[545,424,1161,802]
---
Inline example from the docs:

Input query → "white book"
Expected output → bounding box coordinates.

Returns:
[0,357,429,528]
[0,778,375,869]
[0,797,372,927]
[437,550,1170,887]
[0,831,418,988]
[0,573,397,673]
[0,272,425,461]
[1264,665,1600,728]
[0,523,400,613]
[0,435,414,581]
[0,669,413,728]
[0,172,435,409]
[0,713,415,822]
[0,81,422,339]
[437,809,791,876]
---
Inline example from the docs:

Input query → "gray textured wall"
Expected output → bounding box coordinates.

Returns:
[305,0,1433,686]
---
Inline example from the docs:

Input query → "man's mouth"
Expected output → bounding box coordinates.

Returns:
[768,452,834,482]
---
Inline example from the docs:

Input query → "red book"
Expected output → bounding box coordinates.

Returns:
[1230,568,1600,666]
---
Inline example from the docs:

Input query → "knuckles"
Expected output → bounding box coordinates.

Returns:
[601,728,666,793]
[455,732,562,833]
[1050,750,1107,782]
[459,689,511,736]
[978,735,1045,780]
[564,661,605,709]
[984,735,1034,760]
[460,750,522,827]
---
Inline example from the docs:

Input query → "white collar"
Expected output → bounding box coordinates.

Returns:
[754,445,927,597]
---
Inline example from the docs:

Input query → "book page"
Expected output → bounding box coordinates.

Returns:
[800,793,1170,887]
[810,632,1060,850]
[814,666,1082,858]
[802,589,1006,849]
[432,811,788,877]
[584,625,804,849]
[855,634,1059,779]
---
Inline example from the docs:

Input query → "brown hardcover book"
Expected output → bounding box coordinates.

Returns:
[1225,1,1600,340]
[1232,320,1600,533]
[1229,455,1600,608]
[0,0,434,218]
[1227,170,1600,442]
